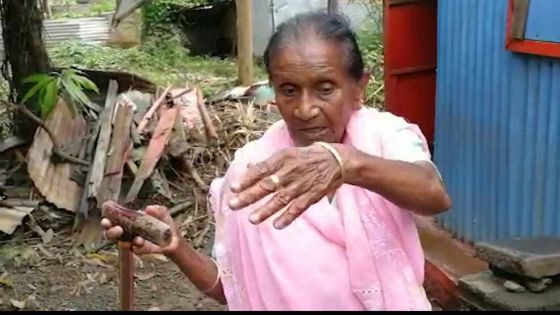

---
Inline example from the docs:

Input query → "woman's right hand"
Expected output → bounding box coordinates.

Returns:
[101,205,183,256]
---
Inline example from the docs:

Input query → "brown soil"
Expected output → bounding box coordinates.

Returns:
[0,238,225,311]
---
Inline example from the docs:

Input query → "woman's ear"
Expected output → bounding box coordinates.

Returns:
[353,69,370,108]
[360,69,371,92]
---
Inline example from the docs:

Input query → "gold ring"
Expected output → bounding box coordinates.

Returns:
[269,174,281,190]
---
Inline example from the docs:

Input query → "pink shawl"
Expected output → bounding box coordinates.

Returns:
[208,107,432,311]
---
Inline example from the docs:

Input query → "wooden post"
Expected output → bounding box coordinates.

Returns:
[236,0,253,86]
[42,0,52,18]
[328,0,338,13]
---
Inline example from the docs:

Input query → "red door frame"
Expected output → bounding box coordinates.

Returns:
[383,0,438,150]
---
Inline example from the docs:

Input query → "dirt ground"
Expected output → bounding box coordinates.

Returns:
[0,236,225,311]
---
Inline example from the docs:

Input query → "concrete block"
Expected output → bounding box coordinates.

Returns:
[459,271,560,311]
[475,237,560,279]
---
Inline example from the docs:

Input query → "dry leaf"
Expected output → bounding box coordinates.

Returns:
[26,294,38,309]
[20,246,38,261]
[84,258,111,268]
[70,272,98,297]
[42,228,54,244]
[35,244,54,259]
[98,273,109,285]
[65,260,80,268]
[0,276,13,287]
[85,253,110,264]
[27,284,37,290]
[71,249,83,258]
[27,216,44,235]
[71,280,92,297]
[10,299,26,309]
[135,272,156,281]
[86,273,98,282]
[48,285,63,294]
[148,306,161,311]
[133,255,144,269]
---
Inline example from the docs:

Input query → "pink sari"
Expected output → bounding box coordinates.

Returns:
[208,107,432,311]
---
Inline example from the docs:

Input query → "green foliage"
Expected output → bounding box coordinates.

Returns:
[141,34,190,67]
[140,0,201,71]
[21,69,99,118]
[143,0,208,25]
[137,0,248,95]
[49,40,266,97]
[142,0,221,42]
[354,1,385,109]
[142,0,206,37]
[90,0,116,15]
[52,0,117,19]
[347,0,383,23]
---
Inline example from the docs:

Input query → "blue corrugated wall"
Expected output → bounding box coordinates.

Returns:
[434,0,560,242]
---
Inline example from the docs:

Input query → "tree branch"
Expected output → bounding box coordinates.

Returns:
[4,101,90,166]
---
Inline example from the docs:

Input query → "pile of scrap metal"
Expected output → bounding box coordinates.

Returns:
[0,69,218,244]
[0,69,278,248]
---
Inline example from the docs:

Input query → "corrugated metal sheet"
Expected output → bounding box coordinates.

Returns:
[0,16,110,58]
[27,100,88,213]
[434,0,560,242]
[251,0,375,56]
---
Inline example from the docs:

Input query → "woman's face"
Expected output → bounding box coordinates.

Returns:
[268,38,368,146]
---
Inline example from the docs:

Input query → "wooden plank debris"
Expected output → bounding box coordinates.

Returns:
[15,74,259,249]
[125,95,180,203]
[136,86,171,134]
[167,108,208,192]
[195,88,218,141]
[89,80,119,205]
[98,98,135,204]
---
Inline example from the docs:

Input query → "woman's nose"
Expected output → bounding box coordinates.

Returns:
[294,92,320,121]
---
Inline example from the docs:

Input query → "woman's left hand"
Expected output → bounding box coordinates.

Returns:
[228,143,345,229]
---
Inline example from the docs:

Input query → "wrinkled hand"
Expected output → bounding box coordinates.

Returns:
[101,205,182,256]
[228,143,344,229]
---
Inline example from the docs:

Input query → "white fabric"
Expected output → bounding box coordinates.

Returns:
[385,128,431,163]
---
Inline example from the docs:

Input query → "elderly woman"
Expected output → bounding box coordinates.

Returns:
[102,11,451,311]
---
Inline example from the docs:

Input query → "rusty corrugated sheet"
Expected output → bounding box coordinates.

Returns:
[434,0,560,241]
[27,100,88,212]
[0,16,111,59]
[0,205,35,234]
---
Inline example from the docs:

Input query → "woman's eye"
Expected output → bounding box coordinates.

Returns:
[318,84,334,95]
[281,86,297,96]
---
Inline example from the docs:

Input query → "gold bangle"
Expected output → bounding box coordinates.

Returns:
[314,142,345,181]
[201,258,221,294]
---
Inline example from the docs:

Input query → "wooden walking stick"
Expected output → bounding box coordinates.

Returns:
[118,243,134,311]
[102,200,172,310]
